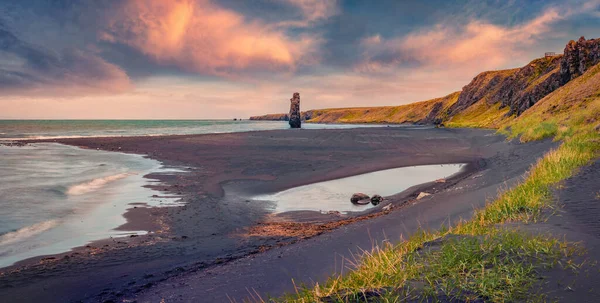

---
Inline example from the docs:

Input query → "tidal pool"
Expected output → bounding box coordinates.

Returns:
[254,164,465,214]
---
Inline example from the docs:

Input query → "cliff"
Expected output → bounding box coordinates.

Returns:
[250,37,600,128]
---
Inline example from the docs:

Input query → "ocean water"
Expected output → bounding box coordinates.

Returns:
[0,143,181,268]
[0,120,413,268]
[254,164,465,214]
[0,119,393,140]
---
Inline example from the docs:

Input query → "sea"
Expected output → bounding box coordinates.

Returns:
[0,120,391,268]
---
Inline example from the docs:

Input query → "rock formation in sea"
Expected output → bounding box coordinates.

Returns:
[289,92,301,128]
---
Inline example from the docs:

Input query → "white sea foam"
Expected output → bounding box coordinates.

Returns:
[0,133,174,141]
[0,220,60,246]
[66,173,134,196]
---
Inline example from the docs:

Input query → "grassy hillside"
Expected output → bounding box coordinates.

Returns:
[505,62,600,141]
[250,92,461,124]
[305,92,460,124]
[270,61,600,302]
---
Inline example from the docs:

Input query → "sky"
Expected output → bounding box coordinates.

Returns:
[1,0,600,119]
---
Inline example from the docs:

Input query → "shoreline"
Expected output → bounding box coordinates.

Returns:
[0,127,556,302]
[0,120,417,142]
[2,136,478,270]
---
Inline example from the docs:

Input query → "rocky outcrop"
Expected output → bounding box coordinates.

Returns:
[560,36,600,84]
[289,92,301,128]
[448,70,513,115]
[493,37,600,116]
[449,37,600,117]
[448,58,562,116]
[494,56,562,116]
[420,102,444,125]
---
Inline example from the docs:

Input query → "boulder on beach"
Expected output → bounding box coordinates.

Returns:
[289,92,301,128]
[371,194,383,205]
[351,193,370,204]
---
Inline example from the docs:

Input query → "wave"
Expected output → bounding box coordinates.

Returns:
[66,173,134,196]
[0,220,60,246]
[0,134,170,141]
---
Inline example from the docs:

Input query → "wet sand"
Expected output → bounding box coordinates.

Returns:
[0,127,557,302]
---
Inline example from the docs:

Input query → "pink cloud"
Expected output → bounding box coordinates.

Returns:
[356,6,569,74]
[100,0,321,76]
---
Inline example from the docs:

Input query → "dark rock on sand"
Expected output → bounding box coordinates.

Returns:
[371,195,383,205]
[289,92,301,128]
[351,193,370,204]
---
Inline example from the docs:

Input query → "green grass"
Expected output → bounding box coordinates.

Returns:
[263,63,600,303]
[271,229,581,303]
[271,125,597,302]
[445,101,511,129]
[304,92,460,124]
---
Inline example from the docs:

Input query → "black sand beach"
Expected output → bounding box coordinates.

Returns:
[0,127,557,302]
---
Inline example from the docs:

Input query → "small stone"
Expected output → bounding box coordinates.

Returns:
[371,195,383,205]
[416,192,431,200]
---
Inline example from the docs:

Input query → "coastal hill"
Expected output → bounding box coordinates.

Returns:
[259,37,600,302]
[250,37,600,128]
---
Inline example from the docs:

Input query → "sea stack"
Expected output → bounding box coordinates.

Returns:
[289,92,301,128]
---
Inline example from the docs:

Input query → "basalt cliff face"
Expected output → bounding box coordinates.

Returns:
[561,37,600,83]
[250,37,600,126]
[450,37,600,118]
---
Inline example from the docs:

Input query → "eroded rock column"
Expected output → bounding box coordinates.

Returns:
[289,92,301,128]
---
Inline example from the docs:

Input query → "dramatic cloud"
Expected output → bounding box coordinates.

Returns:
[0,25,131,97]
[355,7,569,75]
[1,0,599,118]
[100,0,321,76]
